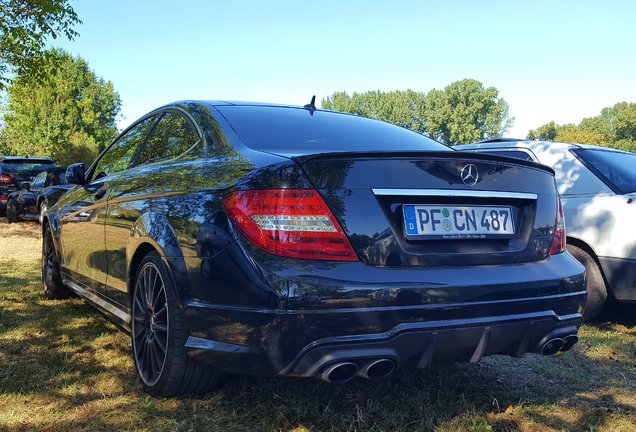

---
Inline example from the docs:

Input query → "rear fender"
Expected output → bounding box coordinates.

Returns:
[129,211,189,302]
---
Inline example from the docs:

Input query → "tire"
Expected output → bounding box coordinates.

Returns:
[39,201,48,225]
[131,251,222,396]
[42,223,73,300]
[6,200,18,223]
[567,244,607,322]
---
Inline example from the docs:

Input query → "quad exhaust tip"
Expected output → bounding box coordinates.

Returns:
[357,359,395,380]
[321,362,359,384]
[319,358,396,383]
[541,334,579,355]
[541,338,564,355]
[561,334,579,351]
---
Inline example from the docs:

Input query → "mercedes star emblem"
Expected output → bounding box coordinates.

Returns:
[460,164,479,186]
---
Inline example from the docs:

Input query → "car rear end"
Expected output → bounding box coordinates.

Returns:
[0,158,55,213]
[184,105,586,382]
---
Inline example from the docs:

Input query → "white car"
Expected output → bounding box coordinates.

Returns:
[458,139,636,320]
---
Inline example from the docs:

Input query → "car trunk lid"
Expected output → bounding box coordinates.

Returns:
[293,151,557,267]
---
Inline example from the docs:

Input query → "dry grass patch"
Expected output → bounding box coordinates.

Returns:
[0,220,635,431]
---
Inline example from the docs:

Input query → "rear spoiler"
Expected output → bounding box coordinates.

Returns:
[292,150,555,176]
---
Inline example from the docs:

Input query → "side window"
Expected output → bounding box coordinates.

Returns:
[136,112,202,166]
[33,172,46,188]
[92,116,158,180]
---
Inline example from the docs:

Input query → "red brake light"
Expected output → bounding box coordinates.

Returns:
[549,196,566,255]
[0,174,13,184]
[223,189,358,261]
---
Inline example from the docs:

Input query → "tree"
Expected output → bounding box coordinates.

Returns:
[322,90,427,134]
[0,0,80,89]
[527,102,636,151]
[527,121,558,141]
[425,79,513,144]
[322,79,513,145]
[2,48,121,165]
[555,124,607,146]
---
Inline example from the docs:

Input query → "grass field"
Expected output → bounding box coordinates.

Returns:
[0,220,635,431]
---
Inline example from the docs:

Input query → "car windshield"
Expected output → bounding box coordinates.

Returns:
[217,105,449,155]
[575,149,636,194]
[2,160,55,173]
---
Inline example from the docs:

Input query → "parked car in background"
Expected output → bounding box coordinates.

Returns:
[0,156,56,216]
[42,101,585,396]
[458,139,636,320]
[6,167,72,224]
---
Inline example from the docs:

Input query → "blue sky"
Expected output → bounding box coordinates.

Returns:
[51,0,636,138]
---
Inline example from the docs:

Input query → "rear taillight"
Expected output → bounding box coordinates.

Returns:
[549,196,566,255]
[223,189,358,261]
[0,174,13,184]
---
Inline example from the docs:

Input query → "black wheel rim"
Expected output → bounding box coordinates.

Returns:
[132,262,168,386]
[42,228,55,289]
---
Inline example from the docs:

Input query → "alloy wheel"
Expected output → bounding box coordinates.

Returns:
[132,262,169,386]
[42,228,56,288]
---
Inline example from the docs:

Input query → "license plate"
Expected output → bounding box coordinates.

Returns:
[403,205,515,240]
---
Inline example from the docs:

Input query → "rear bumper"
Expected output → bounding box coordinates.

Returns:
[599,256,636,301]
[182,253,586,378]
[282,310,581,377]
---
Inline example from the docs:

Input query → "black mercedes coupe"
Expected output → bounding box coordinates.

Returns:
[42,101,586,396]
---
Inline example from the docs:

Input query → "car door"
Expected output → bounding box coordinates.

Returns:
[20,171,45,216]
[103,110,205,308]
[58,115,160,294]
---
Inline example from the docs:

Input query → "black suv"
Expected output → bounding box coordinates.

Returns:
[0,156,56,215]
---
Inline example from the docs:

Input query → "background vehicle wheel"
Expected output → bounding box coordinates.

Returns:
[567,244,607,322]
[6,200,18,223]
[131,251,222,396]
[39,202,48,225]
[42,223,73,299]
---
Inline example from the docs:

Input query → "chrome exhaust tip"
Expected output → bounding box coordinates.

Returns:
[357,358,395,380]
[320,362,359,384]
[560,334,579,352]
[541,338,564,355]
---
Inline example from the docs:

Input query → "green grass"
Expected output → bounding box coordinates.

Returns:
[0,221,635,431]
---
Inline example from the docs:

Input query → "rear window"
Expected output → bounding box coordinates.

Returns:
[479,150,535,161]
[217,106,449,154]
[1,160,55,172]
[574,148,636,194]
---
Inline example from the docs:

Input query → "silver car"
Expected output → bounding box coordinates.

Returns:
[459,139,636,320]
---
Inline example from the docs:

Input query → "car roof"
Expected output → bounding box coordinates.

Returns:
[0,156,54,162]
[457,139,600,151]
[458,139,633,155]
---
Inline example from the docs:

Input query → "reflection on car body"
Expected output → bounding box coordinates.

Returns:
[459,138,636,320]
[42,101,585,396]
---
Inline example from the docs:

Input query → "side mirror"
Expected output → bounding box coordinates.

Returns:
[21,181,30,191]
[66,163,86,185]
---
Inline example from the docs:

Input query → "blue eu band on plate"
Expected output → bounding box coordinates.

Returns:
[403,204,515,240]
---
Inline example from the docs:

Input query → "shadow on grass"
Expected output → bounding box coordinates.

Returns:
[1,268,635,431]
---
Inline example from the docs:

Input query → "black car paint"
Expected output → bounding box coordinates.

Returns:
[45,101,586,382]
[0,156,55,213]
[7,167,72,221]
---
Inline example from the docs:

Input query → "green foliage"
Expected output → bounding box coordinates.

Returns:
[0,0,80,89]
[528,102,636,151]
[527,121,558,141]
[322,79,514,145]
[427,79,514,144]
[322,89,428,134]
[2,48,121,165]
